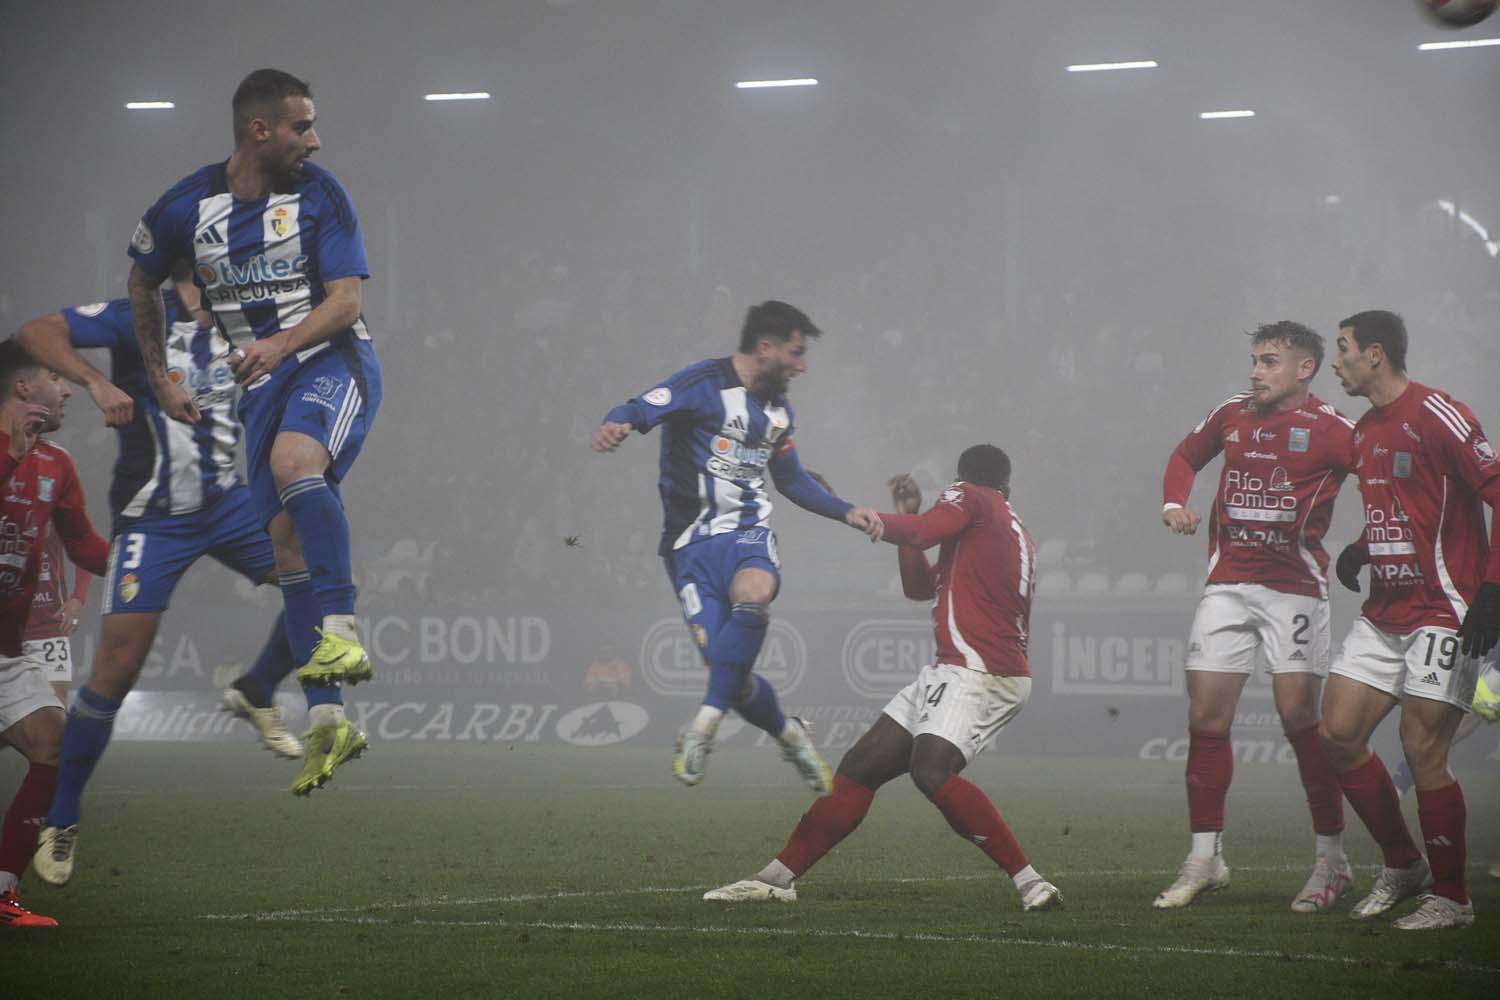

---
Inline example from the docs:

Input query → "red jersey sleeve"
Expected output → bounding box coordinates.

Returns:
[897,547,939,601]
[881,484,977,549]
[1422,394,1500,583]
[49,454,108,576]
[1164,395,1244,507]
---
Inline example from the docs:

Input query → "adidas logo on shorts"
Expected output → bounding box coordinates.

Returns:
[1289,649,1307,661]
[1420,672,1440,685]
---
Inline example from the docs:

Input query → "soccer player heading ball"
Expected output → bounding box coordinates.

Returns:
[1156,321,1358,914]
[593,302,883,792]
[1319,311,1500,930]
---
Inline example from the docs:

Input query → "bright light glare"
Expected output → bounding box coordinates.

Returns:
[1066,60,1158,72]
[1199,110,1255,120]
[1436,199,1500,258]
[424,92,492,102]
[735,79,818,89]
[125,101,175,110]
[1418,37,1500,51]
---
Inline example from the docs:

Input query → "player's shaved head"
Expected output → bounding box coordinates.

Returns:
[233,68,314,143]
[739,301,820,353]
[0,338,43,402]
[1249,320,1323,374]
[957,444,1011,494]
[1338,310,1408,373]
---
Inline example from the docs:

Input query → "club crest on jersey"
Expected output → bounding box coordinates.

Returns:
[36,477,54,502]
[1288,428,1309,453]
[643,387,671,407]
[74,302,109,318]
[1476,438,1498,467]
[271,207,291,238]
[130,220,154,254]
[312,375,341,398]
[1393,452,1412,479]
[940,487,964,505]
[119,572,140,604]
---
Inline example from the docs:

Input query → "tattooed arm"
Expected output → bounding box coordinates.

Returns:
[129,262,199,425]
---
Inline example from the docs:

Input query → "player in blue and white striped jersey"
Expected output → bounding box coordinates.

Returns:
[124,69,381,797]
[594,301,883,793]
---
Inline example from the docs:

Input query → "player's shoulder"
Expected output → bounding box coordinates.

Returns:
[34,439,75,468]
[674,357,729,389]
[1411,382,1479,442]
[1302,395,1356,432]
[1196,392,1254,429]
[156,162,226,210]
[299,162,358,222]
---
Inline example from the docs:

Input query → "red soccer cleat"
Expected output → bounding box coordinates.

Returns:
[0,889,58,927]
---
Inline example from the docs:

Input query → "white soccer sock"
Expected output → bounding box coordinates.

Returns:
[322,615,359,642]
[690,705,725,738]
[755,859,796,889]
[1011,864,1041,891]
[1190,831,1222,859]
[308,704,346,729]
[1316,833,1346,868]
[0,871,17,894]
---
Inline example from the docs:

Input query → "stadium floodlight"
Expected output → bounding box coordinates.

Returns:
[424,92,492,102]
[735,79,818,89]
[1418,37,1500,51]
[1066,60,1158,72]
[1199,110,1255,119]
[125,101,175,110]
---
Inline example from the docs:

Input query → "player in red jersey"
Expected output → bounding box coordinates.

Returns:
[1154,322,1357,913]
[704,446,1062,911]
[24,529,90,704]
[1320,310,1500,930]
[0,340,108,927]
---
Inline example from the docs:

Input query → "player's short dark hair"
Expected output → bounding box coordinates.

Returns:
[0,338,43,403]
[1248,320,1324,374]
[957,444,1011,493]
[738,301,821,353]
[1339,310,1408,373]
[233,69,313,143]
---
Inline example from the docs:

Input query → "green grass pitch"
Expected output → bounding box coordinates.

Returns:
[4,742,1497,998]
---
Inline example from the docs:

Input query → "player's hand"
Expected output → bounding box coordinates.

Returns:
[887,474,922,514]
[4,403,50,457]
[1335,542,1370,593]
[230,336,290,387]
[846,506,884,543]
[592,421,632,453]
[59,597,85,636]
[1162,506,1200,535]
[150,374,201,425]
[88,378,134,427]
[1457,582,1500,658]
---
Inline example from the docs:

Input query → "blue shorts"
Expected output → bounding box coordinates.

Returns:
[240,337,382,527]
[102,485,277,615]
[663,529,781,651]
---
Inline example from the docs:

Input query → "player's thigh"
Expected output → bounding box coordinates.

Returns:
[1396,694,1466,779]
[1398,626,1480,710]
[206,485,279,584]
[1186,586,1259,677]
[0,655,64,762]
[1249,586,1331,678]
[0,704,64,764]
[894,663,1030,767]
[273,344,381,491]
[836,713,914,790]
[102,520,202,617]
[1319,673,1398,754]
[1271,671,1323,732]
[727,529,782,605]
[909,733,970,797]
[87,612,165,699]
[1325,618,1407,743]
[663,554,730,656]
[1185,670,1250,732]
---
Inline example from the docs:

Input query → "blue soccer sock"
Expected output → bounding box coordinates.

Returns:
[282,570,343,711]
[703,602,775,723]
[236,611,296,706]
[279,475,356,618]
[732,673,788,738]
[46,687,121,829]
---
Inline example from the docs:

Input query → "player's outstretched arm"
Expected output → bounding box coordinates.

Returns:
[767,445,876,537]
[129,263,199,425]
[16,312,133,427]
[879,484,974,550]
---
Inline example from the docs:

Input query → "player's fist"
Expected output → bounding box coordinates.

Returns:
[592,421,632,453]
[1335,543,1370,593]
[887,474,922,514]
[4,402,50,457]
[846,506,884,543]
[1162,506,1200,535]
[230,337,289,387]
[88,378,134,427]
[1457,582,1500,658]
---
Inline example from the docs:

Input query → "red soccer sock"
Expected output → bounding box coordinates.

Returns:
[1186,728,1233,833]
[1286,724,1344,836]
[776,773,875,877]
[931,775,1029,877]
[0,763,57,879]
[1338,754,1422,870]
[1416,781,1468,904]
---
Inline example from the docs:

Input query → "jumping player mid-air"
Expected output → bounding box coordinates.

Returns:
[1155,322,1356,913]
[593,301,882,792]
[705,449,1062,912]
[121,69,382,796]
[1320,310,1500,930]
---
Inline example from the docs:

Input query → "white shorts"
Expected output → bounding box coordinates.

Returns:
[1186,583,1330,677]
[1330,618,1481,711]
[881,662,1030,764]
[22,636,74,682]
[0,653,65,734]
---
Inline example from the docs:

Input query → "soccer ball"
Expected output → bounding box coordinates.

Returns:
[1420,0,1498,27]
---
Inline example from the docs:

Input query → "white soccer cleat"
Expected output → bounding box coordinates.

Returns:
[780,717,834,797]
[1392,893,1475,931]
[1489,862,1500,880]
[1290,857,1355,914]
[1351,859,1433,920]
[222,687,303,759]
[1020,878,1063,912]
[674,730,712,787]
[1152,854,1230,909]
[32,825,78,887]
[703,879,797,903]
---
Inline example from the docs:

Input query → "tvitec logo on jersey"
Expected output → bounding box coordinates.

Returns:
[639,618,806,697]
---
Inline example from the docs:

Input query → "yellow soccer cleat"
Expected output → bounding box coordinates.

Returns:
[1472,673,1500,722]
[292,721,369,796]
[295,629,373,687]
